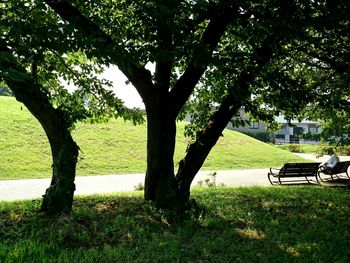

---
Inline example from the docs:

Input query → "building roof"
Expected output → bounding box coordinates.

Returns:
[275,115,319,124]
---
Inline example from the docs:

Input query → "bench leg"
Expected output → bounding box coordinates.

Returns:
[304,176,311,184]
[268,173,275,185]
[268,173,280,185]
[317,171,331,182]
[278,177,282,185]
[315,173,320,184]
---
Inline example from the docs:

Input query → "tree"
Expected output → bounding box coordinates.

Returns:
[1,42,80,215]
[42,0,350,208]
[249,0,350,146]
[0,1,142,215]
[43,0,236,207]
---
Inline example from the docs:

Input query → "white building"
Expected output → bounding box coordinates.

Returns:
[228,111,322,145]
[274,116,322,145]
[228,109,268,134]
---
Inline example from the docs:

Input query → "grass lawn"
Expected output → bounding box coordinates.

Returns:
[276,144,350,156]
[0,96,306,180]
[275,144,319,154]
[1,186,349,262]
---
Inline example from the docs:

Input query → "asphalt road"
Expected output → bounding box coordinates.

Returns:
[1,153,349,201]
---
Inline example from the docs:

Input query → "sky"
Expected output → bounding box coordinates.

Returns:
[101,66,145,109]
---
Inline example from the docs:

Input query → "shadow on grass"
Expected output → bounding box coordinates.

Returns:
[1,187,349,262]
[319,178,350,189]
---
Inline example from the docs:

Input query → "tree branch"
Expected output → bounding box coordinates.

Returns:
[170,14,233,116]
[302,49,350,74]
[44,0,154,102]
[0,42,66,132]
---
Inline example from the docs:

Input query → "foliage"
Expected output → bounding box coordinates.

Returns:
[288,144,303,153]
[337,146,350,156]
[3,0,350,207]
[1,187,349,262]
[275,144,318,154]
[196,172,222,188]
[315,145,350,157]
[249,0,350,145]
[0,0,144,128]
[276,143,350,156]
[133,182,144,191]
[317,111,350,146]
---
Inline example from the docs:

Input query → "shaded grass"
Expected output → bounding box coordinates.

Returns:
[1,187,349,262]
[0,96,306,180]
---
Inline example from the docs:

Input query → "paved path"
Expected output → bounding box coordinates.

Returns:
[0,169,270,201]
[1,153,349,201]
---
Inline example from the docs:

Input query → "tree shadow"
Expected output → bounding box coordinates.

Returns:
[1,188,349,262]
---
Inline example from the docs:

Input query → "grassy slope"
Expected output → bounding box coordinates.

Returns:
[1,187,349,262]
[0,96,306,179]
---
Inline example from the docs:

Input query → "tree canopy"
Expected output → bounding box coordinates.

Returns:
[1,0,349,213]
[1,0,143,215]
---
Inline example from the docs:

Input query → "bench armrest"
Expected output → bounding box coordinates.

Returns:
[269,167,280,175]
[318,165,330,174]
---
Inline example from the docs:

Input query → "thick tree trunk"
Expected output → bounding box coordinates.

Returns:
[41,131,79,215]
[176,94,242,202]
[175,39,277,201]
[144,101,179,208]
[10,85,78,216]
[1,46,79,215]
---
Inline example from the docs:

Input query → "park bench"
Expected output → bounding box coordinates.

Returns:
[317,161,350,182]
[268,162,321,185]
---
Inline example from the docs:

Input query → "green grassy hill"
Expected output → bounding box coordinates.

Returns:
[0,96,306,180]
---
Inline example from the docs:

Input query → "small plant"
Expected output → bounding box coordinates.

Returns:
[336,146,350,156]
[288,144,303,153]
[197,172,219,187]
[197,180,204,187]
[316,145,335,157]
[134,182,144,191]
[206,172,217,187]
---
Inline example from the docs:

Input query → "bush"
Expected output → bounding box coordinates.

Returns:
[288,144,303,153]
[337,146,350,155]
[316,145,350,156]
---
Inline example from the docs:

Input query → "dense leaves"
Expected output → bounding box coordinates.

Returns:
[1,0,144,128]
[1,0,349,210]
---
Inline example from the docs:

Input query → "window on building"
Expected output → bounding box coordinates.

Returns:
[249,121,259,129]
[293,127,304,135]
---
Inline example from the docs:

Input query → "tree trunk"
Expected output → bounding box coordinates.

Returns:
[175,39,277,201]
[1,46,79,215]
[144,100,179,208]
[10,84,79,216]
[176,94,242,202]
[41,131,79,215]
